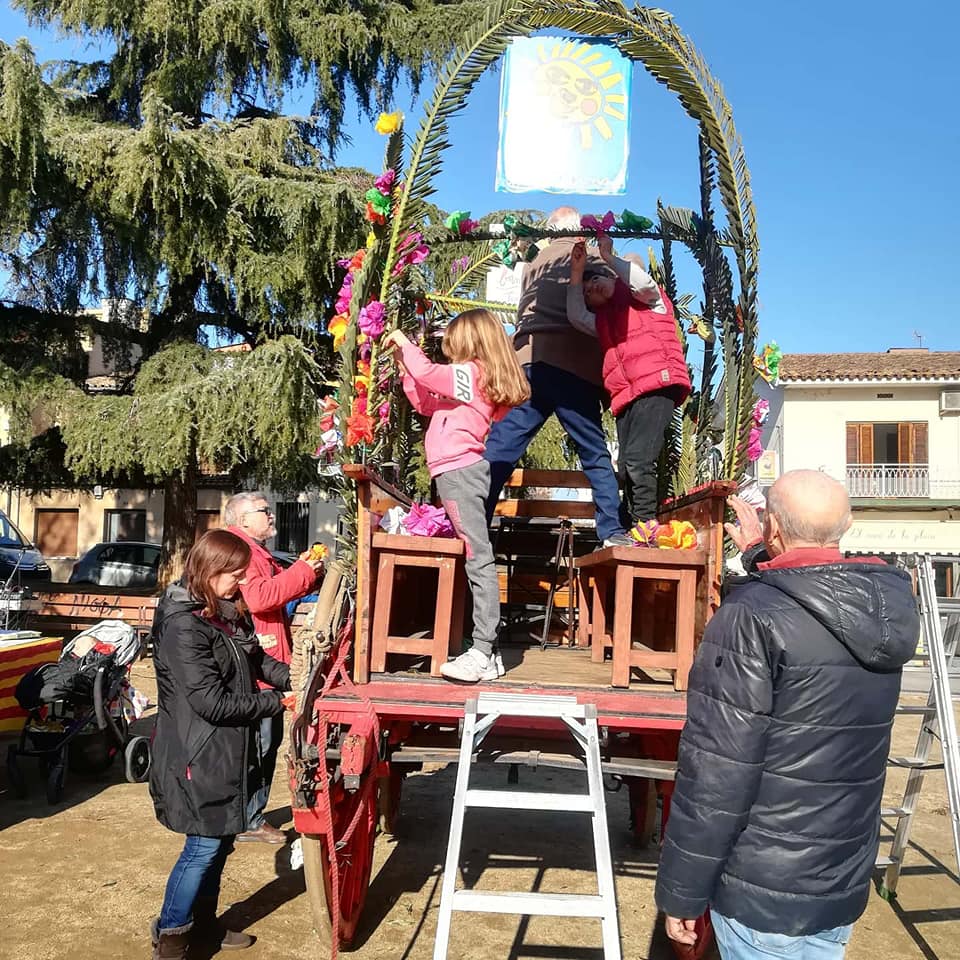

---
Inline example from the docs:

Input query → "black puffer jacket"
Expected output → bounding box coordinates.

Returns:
[149,584,289,837]
[655,560,919,935]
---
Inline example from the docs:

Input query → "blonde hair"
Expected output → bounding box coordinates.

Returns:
[441,309,531,408]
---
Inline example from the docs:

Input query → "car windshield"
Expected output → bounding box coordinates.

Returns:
[0,512,27,549]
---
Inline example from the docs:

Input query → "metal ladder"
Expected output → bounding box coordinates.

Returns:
[433,692,621,960]
[878,554,960,898]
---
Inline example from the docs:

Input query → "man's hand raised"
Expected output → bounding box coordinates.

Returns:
[724,494,764,552]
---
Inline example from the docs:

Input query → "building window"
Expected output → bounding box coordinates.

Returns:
[35,508,80,558]
[845,422,929,497]
[275,501,310,555]
[195,510,221,541]
[104,509,147,542]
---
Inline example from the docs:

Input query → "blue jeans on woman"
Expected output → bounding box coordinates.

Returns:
[712,911,853,960]
[158,835,235,930]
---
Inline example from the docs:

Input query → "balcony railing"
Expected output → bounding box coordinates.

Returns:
[845,464,960,499]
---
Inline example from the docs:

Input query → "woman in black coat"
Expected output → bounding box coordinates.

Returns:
[149,529,290,960]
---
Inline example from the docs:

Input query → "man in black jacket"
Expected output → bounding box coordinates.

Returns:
[655,470,919,958]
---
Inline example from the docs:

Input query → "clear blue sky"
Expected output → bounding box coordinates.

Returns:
[3,1,957,356]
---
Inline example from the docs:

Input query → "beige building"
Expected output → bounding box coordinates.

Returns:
[757,348,960,593]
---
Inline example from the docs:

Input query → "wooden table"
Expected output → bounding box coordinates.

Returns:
[575,546,706,691]
[0,635,62,734]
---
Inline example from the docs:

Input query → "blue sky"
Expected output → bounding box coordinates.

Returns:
[3,1,957,357]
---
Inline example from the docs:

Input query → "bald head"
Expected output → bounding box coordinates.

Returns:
[765,470,852,552]
[547,206,580,230]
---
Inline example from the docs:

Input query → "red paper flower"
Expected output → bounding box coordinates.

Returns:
[345,409,374,447]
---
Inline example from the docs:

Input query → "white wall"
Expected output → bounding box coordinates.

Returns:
[781,384,960,481]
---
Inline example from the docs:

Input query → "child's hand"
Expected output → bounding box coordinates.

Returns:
[383,329,408,351]
[597,233,614,262]
[571,241,587,274]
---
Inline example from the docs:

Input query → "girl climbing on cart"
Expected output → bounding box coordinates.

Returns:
[383,308,530,683]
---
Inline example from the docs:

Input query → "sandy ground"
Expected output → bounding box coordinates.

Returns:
[1,660,958,960]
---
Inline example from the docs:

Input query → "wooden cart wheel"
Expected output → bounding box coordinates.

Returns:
[669,911,717,960]
[378,767,403,837]
[301,781,378,948]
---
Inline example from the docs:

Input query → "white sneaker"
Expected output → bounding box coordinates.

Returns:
[441,649,497,683]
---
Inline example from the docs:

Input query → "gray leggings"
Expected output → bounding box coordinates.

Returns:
[435,460,499,657]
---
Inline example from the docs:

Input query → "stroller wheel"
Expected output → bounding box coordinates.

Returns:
[6,745,27,799]
[124,736,151,783]
[46,761,67,805]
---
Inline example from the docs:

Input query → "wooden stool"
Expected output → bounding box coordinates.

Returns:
[369,533,466,677]
[575,546,706,691]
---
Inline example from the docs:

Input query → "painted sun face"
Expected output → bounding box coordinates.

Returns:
[532,41,627,149]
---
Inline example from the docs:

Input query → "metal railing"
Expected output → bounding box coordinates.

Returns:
[845,463,960,499]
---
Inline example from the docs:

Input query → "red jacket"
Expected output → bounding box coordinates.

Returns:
[595,281,691,416]
[227,526,317,668]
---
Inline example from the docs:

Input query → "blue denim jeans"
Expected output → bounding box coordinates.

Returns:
[484,362,624,542]
[158,835,235,930]
[246,712,284,829]
[712,911,853,960]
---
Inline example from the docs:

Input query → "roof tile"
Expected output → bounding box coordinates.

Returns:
[780,351,960,383]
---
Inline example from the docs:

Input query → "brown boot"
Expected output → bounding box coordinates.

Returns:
[150,918,192,959]
[192,895,255,950]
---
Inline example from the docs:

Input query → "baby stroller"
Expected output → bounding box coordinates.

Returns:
[7,620,152,804]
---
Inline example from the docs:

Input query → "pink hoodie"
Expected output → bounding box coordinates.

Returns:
[399,340,508,478]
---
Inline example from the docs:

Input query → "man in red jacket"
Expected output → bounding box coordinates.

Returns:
[225,491,323,843]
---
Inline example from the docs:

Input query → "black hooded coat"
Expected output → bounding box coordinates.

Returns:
[149,583,289,837]
[655,560,920,935]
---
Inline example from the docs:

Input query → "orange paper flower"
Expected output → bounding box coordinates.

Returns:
[345,409,374,446]
[328,313,349,350]
[656,519,698,550]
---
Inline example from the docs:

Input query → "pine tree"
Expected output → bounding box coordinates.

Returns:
[0,1,479,580]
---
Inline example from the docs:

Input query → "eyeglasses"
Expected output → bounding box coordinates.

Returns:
[246,507,274,517]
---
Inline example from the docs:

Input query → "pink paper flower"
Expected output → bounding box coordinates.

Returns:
[402,503,456,538]
[358,300,386,338]
[748,426,763,462]
[458,218,478,235]
[378,400,390,425]
[580,211,616,235]
[374,169,396,193]
[451,255,470,276]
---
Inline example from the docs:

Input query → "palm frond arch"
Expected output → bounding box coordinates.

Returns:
[335,1,758,562]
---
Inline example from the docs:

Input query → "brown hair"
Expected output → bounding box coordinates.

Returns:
[441,309,531,407]
[184,529,251,618]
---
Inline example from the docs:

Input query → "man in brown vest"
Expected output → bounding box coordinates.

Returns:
[483,206,630,546]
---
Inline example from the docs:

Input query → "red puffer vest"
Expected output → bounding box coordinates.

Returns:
[595,281,691,415]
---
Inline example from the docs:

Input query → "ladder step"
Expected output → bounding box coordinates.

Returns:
[875,855,897,868]
[451,890,608,918]
[895,705,936,715]
[475,692,587,719]
[880,807,910,818]
[888,756,944,769]
[464,789,594,812]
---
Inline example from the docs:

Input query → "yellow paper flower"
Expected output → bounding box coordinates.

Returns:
[328,314,349,351]
[366,231,377,249]
[375,111,403,135]
[656,519,698,550]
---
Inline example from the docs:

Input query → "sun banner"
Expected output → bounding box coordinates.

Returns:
[496,36,632,195]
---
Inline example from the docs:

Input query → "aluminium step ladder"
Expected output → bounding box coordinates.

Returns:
[433,692,620,960]
[878,554,960,898]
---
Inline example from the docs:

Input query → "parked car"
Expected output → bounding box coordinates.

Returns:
[0,509,51,584]
[69,541,161,588]
[68,540,299,589]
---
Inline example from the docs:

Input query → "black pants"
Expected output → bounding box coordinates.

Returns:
[616,391,676,526]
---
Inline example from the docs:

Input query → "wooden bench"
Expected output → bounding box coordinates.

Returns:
[26,589,160,654]
[576,546,707,691]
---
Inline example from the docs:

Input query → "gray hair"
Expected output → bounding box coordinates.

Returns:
[223,491,268,527]
[547,206,581,230]
[766,475,852,546]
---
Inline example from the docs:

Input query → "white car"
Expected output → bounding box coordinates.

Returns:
[69,541,162,588]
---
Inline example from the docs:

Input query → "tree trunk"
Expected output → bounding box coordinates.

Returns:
[157,445,198,589]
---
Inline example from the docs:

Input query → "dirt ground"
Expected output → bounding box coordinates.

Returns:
[1,661,958,960]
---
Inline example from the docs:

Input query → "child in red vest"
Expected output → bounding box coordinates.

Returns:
[568,235,691,537]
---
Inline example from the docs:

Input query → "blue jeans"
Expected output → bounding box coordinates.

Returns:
[712,911,853,960]
[158,835,235,930]
[484,362,624,541]
[246,712,284,829]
